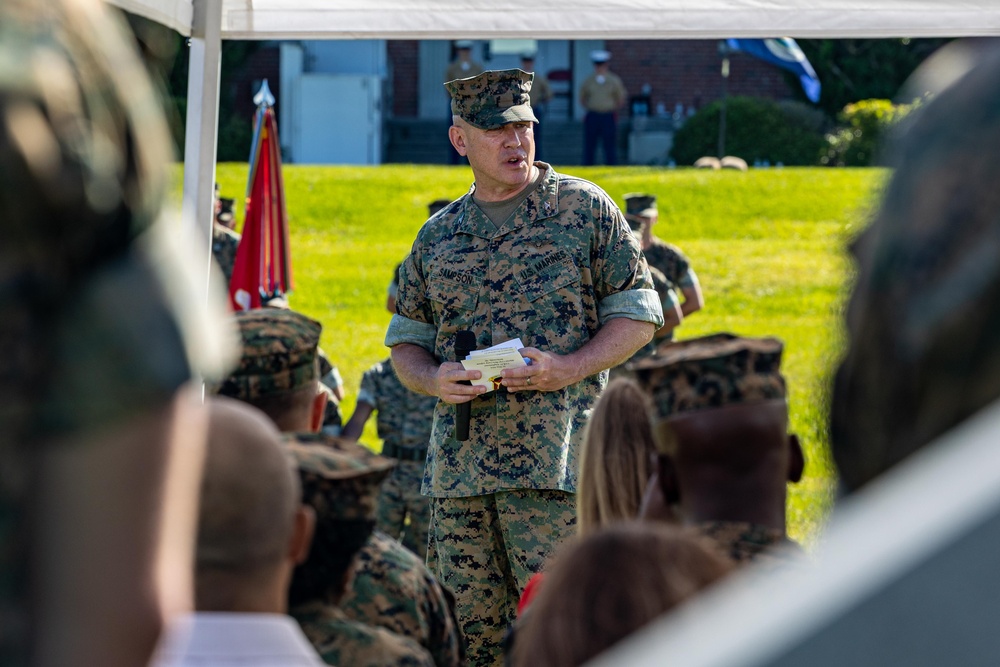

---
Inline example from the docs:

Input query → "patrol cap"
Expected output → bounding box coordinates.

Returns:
[217,197,235,226]
[217,309,322,400]
[591,50,612,63]
[446,68,539,130]
[283,432,396,521]
[428,198,451,216]
[624,193,658,218]
[624,214,645,236]
[455,40,474,49]
[520,52,537,62]
[628,333,786,424]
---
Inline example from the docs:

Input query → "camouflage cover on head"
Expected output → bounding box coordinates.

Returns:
[284,432,396,521]
[624,193,658,218]
[831,46,1000,493]
[217,309,321,400]
[446,68,538,130]
[629,333,785,421]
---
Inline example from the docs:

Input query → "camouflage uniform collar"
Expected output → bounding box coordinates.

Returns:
[456,163,558,239]
[289,599,347,622]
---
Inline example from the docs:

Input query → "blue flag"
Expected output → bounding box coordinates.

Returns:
[726,38,821,103]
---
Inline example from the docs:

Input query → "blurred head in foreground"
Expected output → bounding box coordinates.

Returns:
[831,46,1000,494]
[195,398,314,613]
[508,522,731,667]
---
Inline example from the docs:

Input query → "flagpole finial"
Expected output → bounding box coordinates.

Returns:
[254,79,276,108]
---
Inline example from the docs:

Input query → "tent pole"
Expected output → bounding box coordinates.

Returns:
[182,0,223,292]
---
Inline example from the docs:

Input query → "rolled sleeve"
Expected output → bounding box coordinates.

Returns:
[678,268,697,289]
[664,288,681,311]
[598,288,664,327]
[356,387,377,407]
[384,314,437,352]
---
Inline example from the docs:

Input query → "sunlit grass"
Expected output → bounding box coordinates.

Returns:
[177,164,888,548]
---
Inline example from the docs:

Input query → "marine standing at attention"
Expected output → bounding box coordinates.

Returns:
[386,68,663,666]
[579,50,627,166]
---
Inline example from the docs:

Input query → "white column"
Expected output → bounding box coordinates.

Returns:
[181,0,223,287]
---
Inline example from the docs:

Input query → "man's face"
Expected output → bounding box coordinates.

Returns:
[450,119,536,199]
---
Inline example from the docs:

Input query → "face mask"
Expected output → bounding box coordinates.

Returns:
[596,75,606,84]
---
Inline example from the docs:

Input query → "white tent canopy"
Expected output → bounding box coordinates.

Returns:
[112,0,1000,40]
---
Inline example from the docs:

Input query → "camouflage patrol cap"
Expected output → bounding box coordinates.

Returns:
[446,68,539,130]
[283,433,395,521]
[217,309,322,400]
[624,193,658,218]
[628,333,786,422]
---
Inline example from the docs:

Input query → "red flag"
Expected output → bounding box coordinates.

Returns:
[230,80,293,311]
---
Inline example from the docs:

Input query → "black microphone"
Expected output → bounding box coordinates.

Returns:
[454,330,477,441]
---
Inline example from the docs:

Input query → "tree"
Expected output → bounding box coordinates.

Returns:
[124,14,261,160]
[795,38,950,117]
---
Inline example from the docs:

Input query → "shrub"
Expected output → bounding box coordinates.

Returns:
[217,113,255,162]
[821,98,919,167]
[671,96,828,166]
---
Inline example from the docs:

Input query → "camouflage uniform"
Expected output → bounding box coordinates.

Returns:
[386,69,661,666]
[623,193,699,347]
[0,1,233,663]
[357,358,438,557]
[288,434,465,667]
[293,601,434,667]
[318,349,344,435]
[212,222,240,283]
[616,210,682,365]
[645,237,697,297]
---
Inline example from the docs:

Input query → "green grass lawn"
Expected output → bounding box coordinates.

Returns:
[183,164,888,548]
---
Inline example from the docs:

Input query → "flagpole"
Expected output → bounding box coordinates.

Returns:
[718,40,731,159]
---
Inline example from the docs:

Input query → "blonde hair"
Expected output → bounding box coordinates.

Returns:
[577,377,658,536]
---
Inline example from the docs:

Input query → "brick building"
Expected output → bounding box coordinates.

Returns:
[232,39,801,164]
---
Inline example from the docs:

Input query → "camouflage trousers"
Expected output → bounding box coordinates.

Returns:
[427,489,576,667]
[376,459,431,559]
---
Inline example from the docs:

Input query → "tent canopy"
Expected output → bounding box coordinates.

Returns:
[111,0,1000,40]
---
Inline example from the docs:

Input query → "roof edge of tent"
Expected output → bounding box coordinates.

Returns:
[103,2,1000,41]
[108,0,193,36]
[217,28,1000,41]
[216,8,1000,40]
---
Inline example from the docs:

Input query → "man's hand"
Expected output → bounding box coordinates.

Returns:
[500,347,580,393]
[436,361,486,404]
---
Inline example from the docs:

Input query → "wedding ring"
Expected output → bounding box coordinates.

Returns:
[526,377,532,386]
